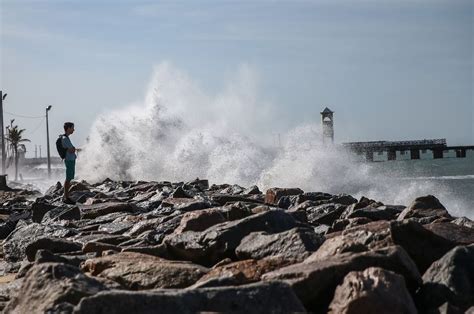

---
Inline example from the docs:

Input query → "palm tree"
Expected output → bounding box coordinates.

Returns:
[5,123,30,181]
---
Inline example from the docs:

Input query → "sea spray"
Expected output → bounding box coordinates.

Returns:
[78,62,472,218]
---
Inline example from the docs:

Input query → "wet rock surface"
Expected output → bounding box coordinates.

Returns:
[0,180,472,313]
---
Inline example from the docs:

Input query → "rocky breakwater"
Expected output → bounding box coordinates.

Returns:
[0,179,473,313]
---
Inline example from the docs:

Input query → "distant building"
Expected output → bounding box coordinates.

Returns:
[320,107,334,144]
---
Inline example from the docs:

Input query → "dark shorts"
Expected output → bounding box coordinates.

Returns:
[65,160,76,181]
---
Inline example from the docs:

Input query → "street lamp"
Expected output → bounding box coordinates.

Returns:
[46,105,52,178]
[0,91,7,175]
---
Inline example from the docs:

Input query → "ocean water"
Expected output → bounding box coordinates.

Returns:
[366,156,474,218]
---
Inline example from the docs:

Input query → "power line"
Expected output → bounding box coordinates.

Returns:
[30,118,45,134]
[4,111,44,119]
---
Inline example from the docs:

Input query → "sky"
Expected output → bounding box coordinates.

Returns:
[0,0,472,157]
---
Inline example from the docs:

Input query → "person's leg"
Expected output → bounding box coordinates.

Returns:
[63,160,75,201]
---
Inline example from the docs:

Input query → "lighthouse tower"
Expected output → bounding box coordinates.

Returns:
[321,107,334,144]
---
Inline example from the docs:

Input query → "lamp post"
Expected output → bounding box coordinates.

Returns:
[0,91,7,175]
[46,105,52,178]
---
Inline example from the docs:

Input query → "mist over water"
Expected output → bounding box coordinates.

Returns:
[78,62,473,218]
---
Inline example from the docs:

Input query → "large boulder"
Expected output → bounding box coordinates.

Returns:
[73,281,306,314]
[312,220,457,274]
[164,210,302,265]
[3,222,77,262]
[192,258,292,288]
[174,204,252,234]
[31,200,57,222]
[398,195,451,221]
[262,245,421,312]
[300,203,346,226]
[81,252,208,290]
[4,263,107,313]
[24,237,82,262]
[265,187,303,205]
[328,267,417,314]
[79,202,137,219]
[416,245,474,312]
[235,227,324,262]
[424,222,474,245]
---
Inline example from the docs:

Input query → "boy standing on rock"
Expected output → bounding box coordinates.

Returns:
[61,122,78,204]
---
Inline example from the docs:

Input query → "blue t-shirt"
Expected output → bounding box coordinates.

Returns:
[61,135,77,161]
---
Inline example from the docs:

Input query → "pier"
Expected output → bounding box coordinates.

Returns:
[342,139,474,162]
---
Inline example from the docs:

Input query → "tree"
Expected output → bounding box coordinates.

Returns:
[5,122,30,181]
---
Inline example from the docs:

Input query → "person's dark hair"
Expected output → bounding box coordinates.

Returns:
[64,122,74,132]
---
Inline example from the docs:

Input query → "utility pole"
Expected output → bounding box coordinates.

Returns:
[39,145,42,158]
[35,145,38,158]
[46,105,52,178]
[0,91,6,175]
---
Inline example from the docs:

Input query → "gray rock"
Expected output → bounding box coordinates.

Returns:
[3,223,77,262]
[165,210,302,265]
[73,281,306,314]
[4,263,108,313]
[236,227,325,262]
[398,195,451,221]
[328,267,417,314]
[416,245,474,311]
[82,252,208,290]
[25,237,82,261]
[79,202,137,219]
[262,245,421,312]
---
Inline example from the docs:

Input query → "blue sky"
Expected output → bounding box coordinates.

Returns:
[0,0,472,157]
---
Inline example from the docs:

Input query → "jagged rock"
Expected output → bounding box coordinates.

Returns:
[451,217,474,229]
[123,217,163,237]
[328,217,372,232]
[265,187,303,205]
[313,220,457,274]
[235,227,324,262]
[262,245,421,312]
[219,184,245,195]
[79,202,137,219]
[174,204,252,234]
[329,194,358,205]
[41,206,81,223]
[170,186,191,198]
[31,200,57,222]
[211,194,263,206]
[161,198,211,211]
[424,222,474,245]
[243,185,261,195]
[73,281,306,314]
[186,178,209,191]
[82,252,208,289]
[416,245,474,312]
[192,258,292,288]
[82,242,121,254]
[398,195,451,221]
[295,192,334,204]
[25,237,82,262]
[4,263,107,313]
[344,205,405,221]
[328,267,417,314]
[69,181,90,193]
[44,182,62,196]
[34,249,86,267]
[3,223,77,262]
[164,210,302,265]
[304,203,346,226]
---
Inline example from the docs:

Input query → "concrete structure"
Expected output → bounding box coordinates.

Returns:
[342,139,474,162]
[320,107,334,144]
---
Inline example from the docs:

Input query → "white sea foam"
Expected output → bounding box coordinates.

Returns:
[78,62,473,218]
